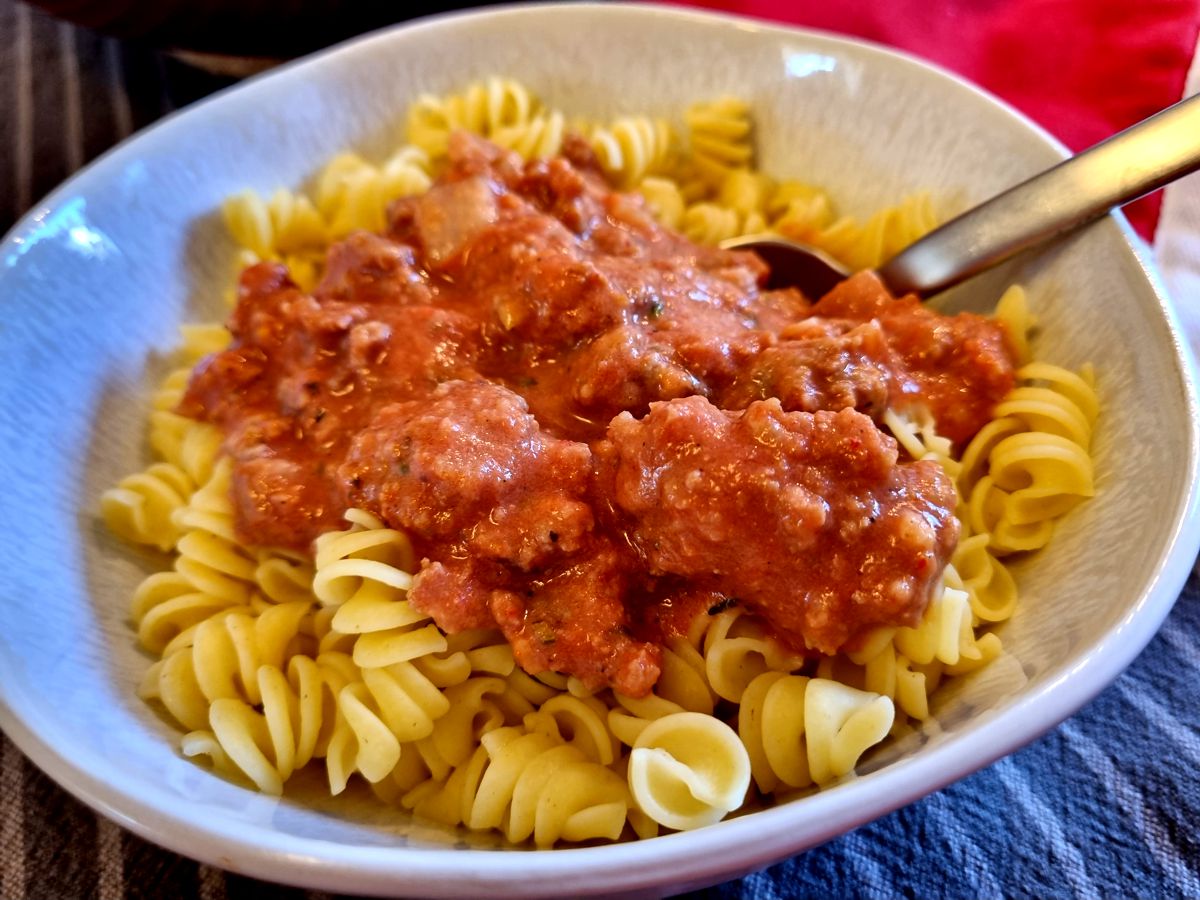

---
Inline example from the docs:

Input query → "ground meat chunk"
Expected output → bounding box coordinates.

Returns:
[358,306,481,397]
[181,136,1014,694]
[569,326,707,418]
[315,231,433,306]
[409,557,503,633]
[338,380,594,568]
[517,155,601,235]
[723,320,892,417]
[814,272,1016,443]
[462,216,629,348]
[489,541,661,697]
[438,130,527,186]
[229,454,343,548]
[596,396,960,653]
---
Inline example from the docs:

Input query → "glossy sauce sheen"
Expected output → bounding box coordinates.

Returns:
[181,134,1015,696]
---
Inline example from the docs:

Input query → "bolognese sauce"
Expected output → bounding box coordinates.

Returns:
[180,132,1015,697]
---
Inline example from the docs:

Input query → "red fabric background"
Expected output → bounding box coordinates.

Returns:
[662,0,1200,237]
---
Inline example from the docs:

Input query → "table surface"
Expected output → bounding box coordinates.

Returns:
[2,2,1199,897]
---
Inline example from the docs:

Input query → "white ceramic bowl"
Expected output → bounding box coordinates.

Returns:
[1,4,1197,896]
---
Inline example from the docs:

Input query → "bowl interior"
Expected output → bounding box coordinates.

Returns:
[0,4,1195,896]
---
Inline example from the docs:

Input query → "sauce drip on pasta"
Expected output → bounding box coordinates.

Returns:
[179,133,1014,696]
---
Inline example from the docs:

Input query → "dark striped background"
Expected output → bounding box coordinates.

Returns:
[2,1,1199,896]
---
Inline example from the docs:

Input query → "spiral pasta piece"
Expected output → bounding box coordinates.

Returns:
[768,180,837,244]
[150,367,193,413]
[883,407,960,479]
[140,596,313,740]
[860,643,937,721]
[524,692,617,765]
[262,188,328,255]
[402,723,630,846]
[312,511,441,667]
[716,168,772,226]
[738,672,811,793]
[414,628,514,691]
[423,676,508,769]
[406,77,541,158]
[175,600,312,707]
[959,363,1097,556]
[951,533,1019,622]
[253,548,317,606]
[178,322,232,360]
[140,625,223,732]
[468,727,556,831]
[313,152,374,218]
[177,654,331,794]
[256,656,328,777]
[493,729,628,847]
[320,148,433,238]
[401,743,492,828]
[627,711,751,831]
[167,459,260,606]
[131,571,242,656]
[221,189,275,260]
[329,681,404,787]
[147,414,222,488]
[354,661,451,745]
[994,285,1036,363]
[529,757,628,847]
[656,638,715,713]
[100,462,193,551]
[222,188,328,291]
[804,679,895,785]
[812,192,936,271]
[221,149,432,290]
[684,96,754,189]
[893,583,975,667]
[827,566,997,724]
[680,202,748,246]
[636,176,687,230]
[697,609,804,702]
[491,111,567,161]
[589,116,675,188]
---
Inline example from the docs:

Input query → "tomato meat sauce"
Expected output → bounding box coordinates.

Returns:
[180,133,1015,697]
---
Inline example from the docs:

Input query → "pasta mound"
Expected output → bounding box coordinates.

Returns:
[102,78,1098,847]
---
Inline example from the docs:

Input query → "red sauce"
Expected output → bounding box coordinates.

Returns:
[180,133,1015,696]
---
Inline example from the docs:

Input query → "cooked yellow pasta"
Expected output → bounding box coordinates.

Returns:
[684,96,754,189]
[738,672,810,793]
[636,176,687,230]
[406,77,542,159]
[625,712,750,831]
[681,201,746,246]
[312,512,442,667]
[106,78,1101,848]
[959,363,1098,556]
[492,111,567,161]
[803,679,896,786]
[101,462,193,552]
[695,609,804,704]
[588,115,676,188]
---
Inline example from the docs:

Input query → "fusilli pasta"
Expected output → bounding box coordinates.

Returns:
[105,78,1100,848]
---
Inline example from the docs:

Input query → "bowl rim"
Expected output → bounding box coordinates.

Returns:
[2,2,1199,895]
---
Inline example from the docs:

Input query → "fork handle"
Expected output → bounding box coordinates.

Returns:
[877,92,1200,298]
